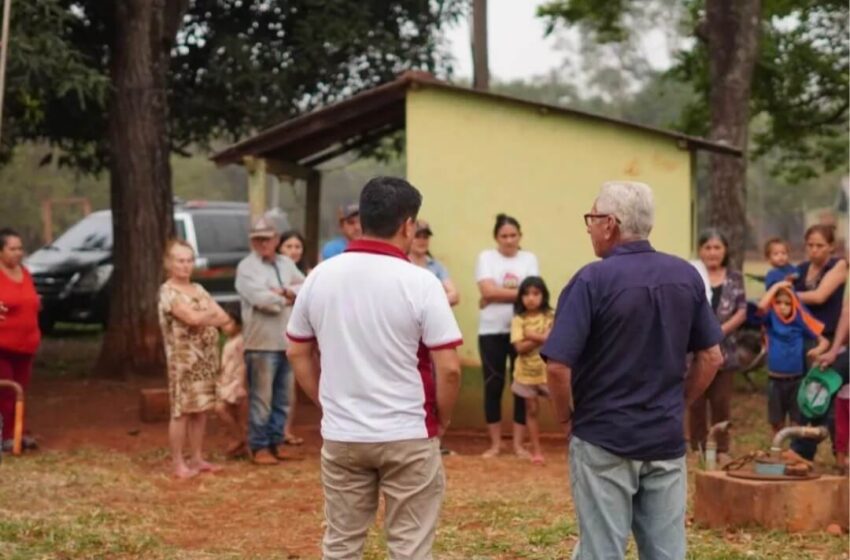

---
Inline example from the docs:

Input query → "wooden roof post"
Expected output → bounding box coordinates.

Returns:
[306,170,321,265]
[244,156,267,222]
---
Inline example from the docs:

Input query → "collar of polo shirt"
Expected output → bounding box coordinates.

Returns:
[345,239,410,261]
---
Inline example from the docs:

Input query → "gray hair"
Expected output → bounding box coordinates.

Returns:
[595,181,655,239]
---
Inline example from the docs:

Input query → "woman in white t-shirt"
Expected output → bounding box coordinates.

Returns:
[476,213,539,458]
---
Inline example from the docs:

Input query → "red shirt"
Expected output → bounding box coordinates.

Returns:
[0,266,41,354]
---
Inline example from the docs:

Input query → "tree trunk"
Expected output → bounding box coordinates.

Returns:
[706,0,761,270]
[472,0,489,91]
[95,0,187,378]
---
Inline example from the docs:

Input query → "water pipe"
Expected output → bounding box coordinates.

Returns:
[0,379,23,456]
[705,421,732,470]
[770,426,829,460]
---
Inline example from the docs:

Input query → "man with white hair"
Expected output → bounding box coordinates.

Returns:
[542,181,724,559]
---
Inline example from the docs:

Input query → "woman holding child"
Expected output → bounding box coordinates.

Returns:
[790,225,848,461]
[159,239,233,478]
[794,225,847,339]
[689,229,747,458]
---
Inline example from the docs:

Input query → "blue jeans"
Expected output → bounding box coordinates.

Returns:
[569,436,687,560]
[245,351,290,451]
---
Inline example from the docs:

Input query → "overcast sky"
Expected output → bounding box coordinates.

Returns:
[445,0,674,83]
[445,0,561,82]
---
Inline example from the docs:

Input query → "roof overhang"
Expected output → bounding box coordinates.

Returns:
[210,71,742,168]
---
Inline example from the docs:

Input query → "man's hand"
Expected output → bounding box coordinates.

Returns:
[433,348,461,437]
[685,345,723,407]
[438,419,451,438]
[0,301,6,320]
[546,360,573,426]
[287,339,321,405]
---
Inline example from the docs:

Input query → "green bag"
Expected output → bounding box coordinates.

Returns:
[797,366,843,419]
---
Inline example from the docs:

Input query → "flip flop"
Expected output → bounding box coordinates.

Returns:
[284,435,304,446]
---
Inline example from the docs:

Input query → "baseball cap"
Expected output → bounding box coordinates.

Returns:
[340,203,360,221]
[416,219,433,236]
[249,217,277,239]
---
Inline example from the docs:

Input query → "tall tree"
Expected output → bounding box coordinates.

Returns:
[703,0,761,271]
[539,0,849,268]
[7,0,464,377]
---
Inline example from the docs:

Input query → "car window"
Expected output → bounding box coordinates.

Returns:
[193,213,250,254]
[51,213,112,251]
[174,217,187,241]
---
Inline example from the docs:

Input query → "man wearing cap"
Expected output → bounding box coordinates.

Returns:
[287,177,463,558]
[320,203,361,261]
[235,217,304,465]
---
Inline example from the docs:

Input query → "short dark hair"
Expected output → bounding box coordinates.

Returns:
[698,228,730,268]
[359,176,422,239]
[493,213,521,238]
[514,276,551,315]
[763,237,789,258]
[0,228,21,251]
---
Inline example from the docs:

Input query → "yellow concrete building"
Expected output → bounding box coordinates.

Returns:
[212,71,740,430]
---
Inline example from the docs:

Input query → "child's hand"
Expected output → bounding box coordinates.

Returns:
[774,280,793,291]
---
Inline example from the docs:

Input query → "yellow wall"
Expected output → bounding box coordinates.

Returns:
[406,87,694,365]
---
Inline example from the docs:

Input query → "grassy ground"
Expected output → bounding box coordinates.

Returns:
[0,331,847,559]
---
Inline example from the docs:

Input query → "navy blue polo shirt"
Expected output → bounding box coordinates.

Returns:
[541,240,723,461]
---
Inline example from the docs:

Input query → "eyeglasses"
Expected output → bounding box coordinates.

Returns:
[583,213,621,227]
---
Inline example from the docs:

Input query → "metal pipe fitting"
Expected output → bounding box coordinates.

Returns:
[770,426,829,459]
[705,421,732,470]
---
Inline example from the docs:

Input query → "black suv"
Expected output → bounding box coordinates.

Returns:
[25,201,288,331]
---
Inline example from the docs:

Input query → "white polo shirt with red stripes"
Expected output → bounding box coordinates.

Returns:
[286,239,463,443]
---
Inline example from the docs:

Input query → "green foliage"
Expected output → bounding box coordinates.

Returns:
[537,0,627,42]
[492,71,697,131]
[538,0,849,183]
[5,0,465,173]
[3,0,108,171]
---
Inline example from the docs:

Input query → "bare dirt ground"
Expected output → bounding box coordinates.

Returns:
[0,334,847,559]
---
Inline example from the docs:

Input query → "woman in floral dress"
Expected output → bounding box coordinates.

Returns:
[159,239,233,478]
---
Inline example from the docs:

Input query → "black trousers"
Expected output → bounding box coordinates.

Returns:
[479,334,526,425]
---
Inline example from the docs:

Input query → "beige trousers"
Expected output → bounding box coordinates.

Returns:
[321,437,445,560]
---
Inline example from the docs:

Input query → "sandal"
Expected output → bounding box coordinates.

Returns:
[225,441,248,459]
[284,434,304,446]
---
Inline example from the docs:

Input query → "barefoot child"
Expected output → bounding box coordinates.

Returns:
[510,277,554,465]
[764,237,798,289]
[217,312,248,458]
[757,282,829,433]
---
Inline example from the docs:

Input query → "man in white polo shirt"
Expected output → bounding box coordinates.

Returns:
[286,176,463,560]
